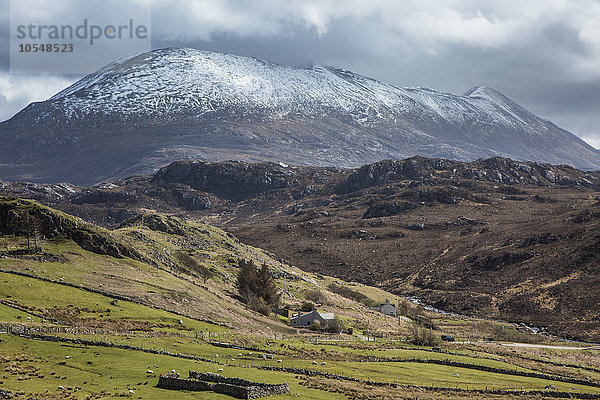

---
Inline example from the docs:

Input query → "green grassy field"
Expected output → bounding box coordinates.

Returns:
[2,273,600,398]
[0,335,347,399]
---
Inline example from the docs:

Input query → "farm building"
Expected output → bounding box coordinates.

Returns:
[290,308,335,328]
[370,299,397,317]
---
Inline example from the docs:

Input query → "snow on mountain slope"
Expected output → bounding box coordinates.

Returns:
[48,48,420,120]
[0,47,599,185]
[47,48,525,129]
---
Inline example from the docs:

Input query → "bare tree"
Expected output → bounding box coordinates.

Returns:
[23,212,32,252]
[30,214,44,252]
[409,321,439,346]
[21,212,44,253]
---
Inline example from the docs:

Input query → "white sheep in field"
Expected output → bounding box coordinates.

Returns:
[171,369,176,373]
[312,361,318,365]
[217,368,224,372]
[237,353,243,357]
[321,362,327,366]
[277,359,282,363]
[146,369,153,374]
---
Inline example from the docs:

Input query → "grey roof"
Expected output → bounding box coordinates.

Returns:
[318,312,335,320]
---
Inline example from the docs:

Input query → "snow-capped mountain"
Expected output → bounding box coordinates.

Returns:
[1,47,598,185]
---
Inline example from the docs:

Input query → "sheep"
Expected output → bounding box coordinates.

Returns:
[146,369,153,374]
[171,369,176,373]
[217,368,224,372]
[277,359,283,363]
[65,356,71,359]
[26,317,31,321]
[128,390,135,395]
[237,353,243,357]
[312,361,318,365]
[321,362,327,366]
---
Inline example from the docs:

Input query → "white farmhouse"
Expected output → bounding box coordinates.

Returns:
[370,299,396,317]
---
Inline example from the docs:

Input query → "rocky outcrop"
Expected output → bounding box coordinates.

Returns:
[363,201,418,219]
[337,157,600,194]
[71,189,137,205]
[518,233,558,248]
[0,197,141,259]
[152,161,300,201]
[468,252,534,271]
[119,213,187,236]
[172,190,212,210]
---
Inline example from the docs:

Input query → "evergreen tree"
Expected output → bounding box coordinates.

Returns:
[236,259,280,315]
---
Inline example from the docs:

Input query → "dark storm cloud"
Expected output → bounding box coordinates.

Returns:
[1,0,599,147]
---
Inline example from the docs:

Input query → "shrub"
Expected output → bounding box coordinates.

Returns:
[327,316,345,333]
[305,289,326,304]
[300,301,315,312]
[310,320,321,331]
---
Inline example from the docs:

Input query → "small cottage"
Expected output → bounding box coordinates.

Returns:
[370,299,396,317]
[290,307,335,328]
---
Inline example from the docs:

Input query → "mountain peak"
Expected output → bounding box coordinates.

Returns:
[1,48,599,185]
[464,85,500,97]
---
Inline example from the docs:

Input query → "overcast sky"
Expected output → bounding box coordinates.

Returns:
[1,0,600,147]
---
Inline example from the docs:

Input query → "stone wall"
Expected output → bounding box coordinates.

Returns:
[157,372,289,399]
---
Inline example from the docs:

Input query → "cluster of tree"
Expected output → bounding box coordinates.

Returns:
[397,298,424,319]
[174,251,213,283]
[236,259,280,316]
[15,210,45,253]
[409,321,440,346]
[310,315,346,333]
